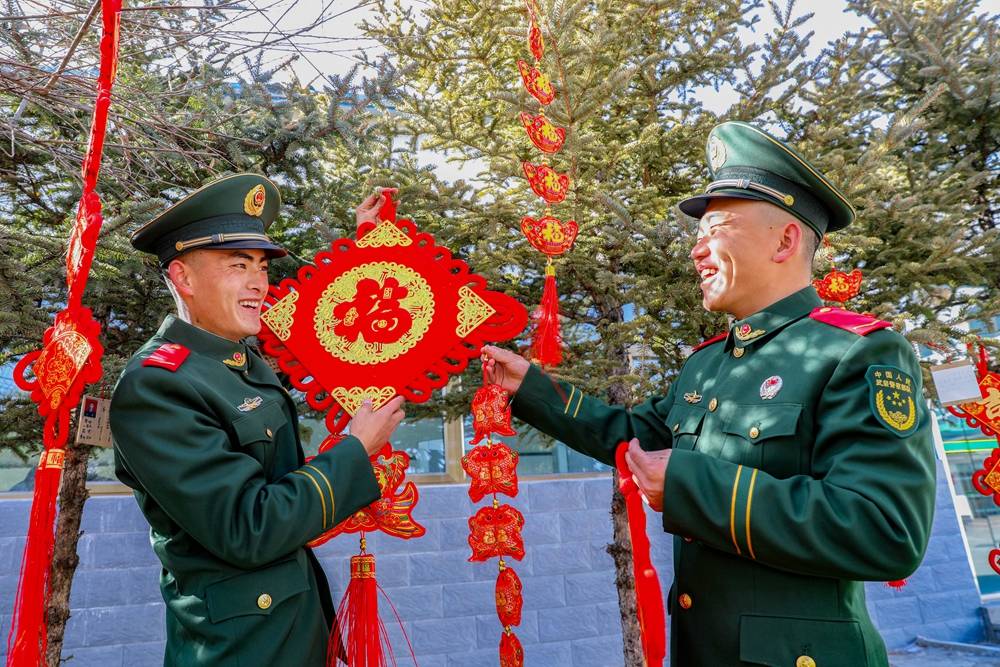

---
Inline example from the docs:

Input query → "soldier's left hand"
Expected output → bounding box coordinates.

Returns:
[624,438,670,512]
[355,187,398,230]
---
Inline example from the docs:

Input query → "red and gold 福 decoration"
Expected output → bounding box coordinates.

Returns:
[257,192,527,666]
[956,344,1000,576]
[813,241,864,305]
[462,366,526,666]
[7,1,121,663]
[517,0,577,368]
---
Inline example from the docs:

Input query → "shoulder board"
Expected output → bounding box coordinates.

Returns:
[142,343,190,372]
[809,307,892,336]
[691,332,727,353]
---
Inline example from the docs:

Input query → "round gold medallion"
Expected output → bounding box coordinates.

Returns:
[678,593,693,610]
[257,593,272,610]
[708,398,718,412]
[244,184,266,217]
[795,656,816,667]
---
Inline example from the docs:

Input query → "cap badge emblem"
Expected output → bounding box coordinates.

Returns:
[708,134,727,171]
[683,391,702,404]
[223,351,246,367]
[760,375,783,400]
[238,396,263,412]
[244,184,266,217]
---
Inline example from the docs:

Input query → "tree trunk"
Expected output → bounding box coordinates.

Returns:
[608,471,645,666]
[45,443,91,667]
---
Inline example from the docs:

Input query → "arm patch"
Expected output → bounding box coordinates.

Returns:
[142,343,190,372]
[866,365,919,437]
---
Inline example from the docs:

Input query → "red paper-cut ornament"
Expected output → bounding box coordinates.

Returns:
[522,162,570,204]
[949,371,1000,437]
[517,59,555,105]
[971,446,1000,505]
[469,384,517,445]
[468,504,525,561]
[463,443,520,502]
[520,112,565,153]
[495,565,523,627]
[307,438,425,546]
[528,21,543,60]
[499,630,525,667]
[520,215,578,256]
[813,268,863,304]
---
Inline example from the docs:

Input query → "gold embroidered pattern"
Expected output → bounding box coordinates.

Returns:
[456,286,496,338]
[734,323,765,342]
[356,220,413,248]
[261,290,299,341]
[331,386,397,415]
[314,262,434,365]
[683,391,702,404]
[875,393,916,432]
[222,351,245,367]
[729,465,743,556]
[36,327,91,407]
[244,184,266,216]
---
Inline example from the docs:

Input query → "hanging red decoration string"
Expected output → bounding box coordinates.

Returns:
[517,0,576,368]
[464,365,526,666]
[7,1,121,663]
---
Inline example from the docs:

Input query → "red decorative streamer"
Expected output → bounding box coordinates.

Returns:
[6,1,121,663]
[615,443,666,667]
[529,266,563,367]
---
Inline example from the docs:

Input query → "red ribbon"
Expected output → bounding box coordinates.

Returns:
[615,442,666,666]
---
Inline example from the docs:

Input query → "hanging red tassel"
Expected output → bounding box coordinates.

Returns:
[886,579,907,589]
[332,538,415,667]
[529,263,562,367]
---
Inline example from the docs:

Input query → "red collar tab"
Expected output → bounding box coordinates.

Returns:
[142,343,191,372]
[692,332,727,353]
[809,306,892,336]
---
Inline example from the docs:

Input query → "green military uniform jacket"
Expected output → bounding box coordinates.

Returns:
[111,315,381,667]
[512,286,936,667]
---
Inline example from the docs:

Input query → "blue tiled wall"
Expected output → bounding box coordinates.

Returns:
[0,461,982,666]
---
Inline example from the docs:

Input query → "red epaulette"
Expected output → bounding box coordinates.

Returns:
[691,332,727,353]
[142,343,190,372]
[809,306,892,336]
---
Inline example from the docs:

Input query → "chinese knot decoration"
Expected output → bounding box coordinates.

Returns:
[517,0,577,368]
[257,192,527,666]
[958,344,1000,576]
[7,1,121,663]
[463,366,525,666]
[813,241,863,305]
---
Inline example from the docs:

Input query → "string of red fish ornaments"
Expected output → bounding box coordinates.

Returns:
[257,192,527,666]
[517,0,578,368]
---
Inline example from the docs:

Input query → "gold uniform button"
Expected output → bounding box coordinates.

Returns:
[708,398,718,412]
[796,656,816,667]
[673,423,680,433]
[265,428,273,438]
[257,593,272,610]
[678,593,692,609]
[733,347,745,358]
[749,426,760,439]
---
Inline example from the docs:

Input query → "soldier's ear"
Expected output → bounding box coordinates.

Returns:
[771,220,802,265]
[166,257,196,298]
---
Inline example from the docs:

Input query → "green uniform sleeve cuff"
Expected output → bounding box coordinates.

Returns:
[308,436,381,527]
[511,363,565,422]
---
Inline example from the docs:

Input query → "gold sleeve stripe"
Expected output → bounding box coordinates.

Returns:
[304,464,336,521]
[729,464,744,556]
[564,386,577,414]
[745,468,759,560]
[572,390,585,418]
[293,469,327,529]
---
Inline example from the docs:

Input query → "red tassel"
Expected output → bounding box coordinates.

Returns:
[331,541,415,667]
[886,579,907,589]
[6,451,65,664]
[529,264,562,367]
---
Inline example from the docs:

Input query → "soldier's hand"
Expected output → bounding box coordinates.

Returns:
[355,187,398,231]
[349,396,406,456]
[480,345,530,394]
[624,438,670,512]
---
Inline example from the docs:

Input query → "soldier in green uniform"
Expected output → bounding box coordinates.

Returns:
[110,174,405,666]
[484,122,937,667]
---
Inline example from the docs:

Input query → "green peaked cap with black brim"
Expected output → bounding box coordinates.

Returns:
[678,121,856,237]
[131,173,287,266]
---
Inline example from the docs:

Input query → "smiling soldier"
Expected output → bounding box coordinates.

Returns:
[110,174,405,666]
[484,122,936,666]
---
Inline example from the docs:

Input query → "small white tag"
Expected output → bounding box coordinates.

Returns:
[75,395,113,447]
[931,360,982,406]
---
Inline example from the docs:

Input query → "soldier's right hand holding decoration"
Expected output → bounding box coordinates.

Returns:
[481,345,530,394]
[349,396,406,456]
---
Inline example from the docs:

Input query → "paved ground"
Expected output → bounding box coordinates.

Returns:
[889,644,1000,666]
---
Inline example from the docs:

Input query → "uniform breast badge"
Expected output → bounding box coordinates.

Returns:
[759,376,783,400]
[734,323,765,342]
[866,365,918,436]
[237,396,263,412]
[683,391,702,404]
